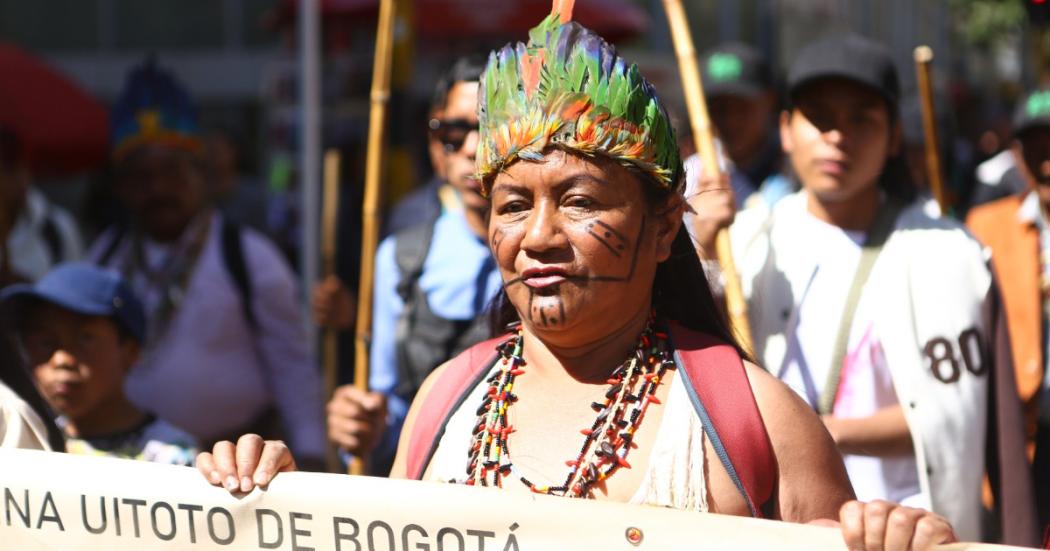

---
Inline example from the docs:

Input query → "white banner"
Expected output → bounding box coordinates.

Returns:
[0,449,1030,550]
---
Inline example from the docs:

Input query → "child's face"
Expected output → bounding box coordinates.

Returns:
[20,303,139,420]
[780,78,899,203]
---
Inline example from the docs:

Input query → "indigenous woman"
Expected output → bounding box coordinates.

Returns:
[199,6,956,548]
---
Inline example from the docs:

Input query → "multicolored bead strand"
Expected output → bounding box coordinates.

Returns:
[460,314,675,498]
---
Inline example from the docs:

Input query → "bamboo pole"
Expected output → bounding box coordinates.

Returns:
[913,46,949,214]
[321,149,341,473]
[351,0,396,476]
[661,0,754,353]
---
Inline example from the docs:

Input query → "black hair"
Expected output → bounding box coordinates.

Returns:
[487,166,747,359]
[431,55,488,114]
[0,335,65,451]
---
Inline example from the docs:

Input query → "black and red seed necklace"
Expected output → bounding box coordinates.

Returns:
[461,312,675,497]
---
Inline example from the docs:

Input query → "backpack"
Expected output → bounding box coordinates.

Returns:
[392,218,490,403]
[96,218,258,331]
[405,321,777,518]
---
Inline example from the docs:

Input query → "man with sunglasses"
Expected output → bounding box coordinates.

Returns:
[324,56,501,474]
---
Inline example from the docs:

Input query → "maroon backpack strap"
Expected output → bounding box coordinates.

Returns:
[668,321,777,518]
[405,335,510,480]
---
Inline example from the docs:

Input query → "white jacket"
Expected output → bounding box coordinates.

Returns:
[731,191,994,540]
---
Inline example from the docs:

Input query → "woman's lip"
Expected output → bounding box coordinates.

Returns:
[523,274,567,289]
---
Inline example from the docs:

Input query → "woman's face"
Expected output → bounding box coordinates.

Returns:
[488,150,680,347]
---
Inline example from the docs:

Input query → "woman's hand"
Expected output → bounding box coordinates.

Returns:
[838,500,956,551]
[196,434,298,493]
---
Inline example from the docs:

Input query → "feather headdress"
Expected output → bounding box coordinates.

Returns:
[111,57,201,161]
[477,1,680,193]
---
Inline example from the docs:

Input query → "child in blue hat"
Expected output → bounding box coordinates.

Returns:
[2,263,197,465]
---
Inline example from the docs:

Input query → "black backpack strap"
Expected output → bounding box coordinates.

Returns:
[96,226,128,267]
[220,218,258,332]
[394,217,438,303]
[40,214,63,263]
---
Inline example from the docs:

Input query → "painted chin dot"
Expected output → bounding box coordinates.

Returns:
[604,232,612,238]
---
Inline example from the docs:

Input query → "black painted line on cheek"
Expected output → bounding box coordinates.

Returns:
[594,220,628,242]
[558,299,566,325]
[490,228,505,257]
[580,215,646,283]
[528,289,536,324]
[587,229,624,258]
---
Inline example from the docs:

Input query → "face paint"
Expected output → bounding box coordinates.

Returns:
[489,151,661,343]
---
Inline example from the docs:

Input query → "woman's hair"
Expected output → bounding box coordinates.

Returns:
[0,334,65,451]
[487,166,747,358]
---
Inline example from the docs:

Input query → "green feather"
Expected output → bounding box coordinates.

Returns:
[477,16,680,191]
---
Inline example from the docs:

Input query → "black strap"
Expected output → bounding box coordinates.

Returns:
[394,217,438,303]
[221,219,258,332]
[97,226,127,267]
[818,202,903,414]
[94,220,258,333]
[40,214,63,263]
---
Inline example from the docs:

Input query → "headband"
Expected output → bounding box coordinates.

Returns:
[477,8,680,195]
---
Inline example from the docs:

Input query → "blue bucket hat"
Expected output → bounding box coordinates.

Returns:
[1,263,146,342]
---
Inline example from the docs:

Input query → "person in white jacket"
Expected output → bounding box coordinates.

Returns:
[688,33,1035,545]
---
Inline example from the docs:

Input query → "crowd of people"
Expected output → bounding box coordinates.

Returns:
[2,4,1050,550]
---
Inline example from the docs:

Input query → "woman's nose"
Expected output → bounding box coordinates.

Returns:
[520,202,566,253]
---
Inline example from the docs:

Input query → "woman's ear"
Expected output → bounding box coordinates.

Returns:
[653,194,685,262]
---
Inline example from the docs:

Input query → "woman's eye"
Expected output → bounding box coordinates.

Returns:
[498,200,528,214]
[565,196,595,209]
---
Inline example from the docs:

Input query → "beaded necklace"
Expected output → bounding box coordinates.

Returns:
[461,315,675,497]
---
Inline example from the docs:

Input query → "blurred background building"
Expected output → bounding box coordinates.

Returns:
[0,0,1044,269]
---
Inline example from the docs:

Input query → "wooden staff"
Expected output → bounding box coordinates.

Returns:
[351,0,397,476]
[914,46,949,214]
[321,149,341,473]
[661,0,754,353]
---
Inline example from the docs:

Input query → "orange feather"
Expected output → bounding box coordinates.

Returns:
[551,0,575,23]
[521,50,545,98]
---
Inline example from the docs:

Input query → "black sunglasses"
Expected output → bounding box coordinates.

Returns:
[429,118,479,152]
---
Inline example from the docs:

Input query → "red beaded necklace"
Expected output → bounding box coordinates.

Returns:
[461,314,675,497]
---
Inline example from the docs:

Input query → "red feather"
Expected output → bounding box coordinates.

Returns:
[521,50,545,98]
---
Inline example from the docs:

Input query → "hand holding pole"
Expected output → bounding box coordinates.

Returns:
[661,0,754,353]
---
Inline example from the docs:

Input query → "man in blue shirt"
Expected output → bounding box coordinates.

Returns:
[325,57,500,473]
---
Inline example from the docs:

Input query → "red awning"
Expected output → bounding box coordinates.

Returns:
[273,0,649,42]
[0,43,109,175]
